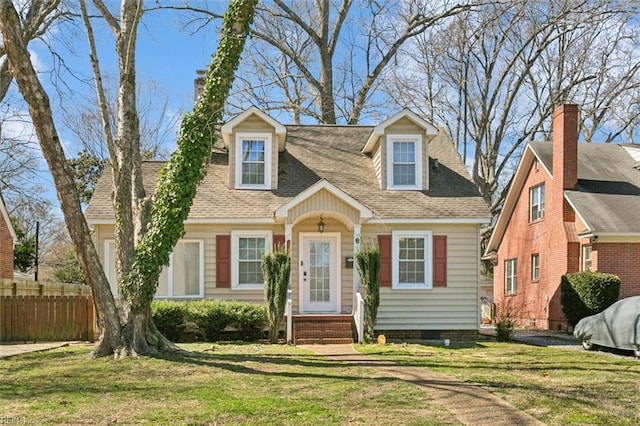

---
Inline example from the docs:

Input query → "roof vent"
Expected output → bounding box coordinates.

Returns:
[432,158,440,171]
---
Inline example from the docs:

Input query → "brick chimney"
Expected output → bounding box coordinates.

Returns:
[552,104,579,190]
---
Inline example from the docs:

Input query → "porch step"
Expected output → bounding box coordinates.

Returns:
[292,315,355,345]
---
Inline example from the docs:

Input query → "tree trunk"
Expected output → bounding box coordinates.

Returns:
[0,0,123,358]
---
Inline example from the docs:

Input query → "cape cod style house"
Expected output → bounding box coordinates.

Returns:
[0,192,16,280]
[86,107,491,343]
[485,104,640,331]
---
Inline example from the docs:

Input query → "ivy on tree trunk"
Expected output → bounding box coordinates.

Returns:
[112,0,259,357]
[0,0,258,358]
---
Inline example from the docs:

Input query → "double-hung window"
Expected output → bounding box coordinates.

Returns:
[231,230,272,290]
[392,230,432,289]
[104,240,204,298]
[235,133,272,189]
[387,135,423,190]
[505,258,517,295]
[582,245,592,271]
[531,253,540,282]
[530,184,545,221]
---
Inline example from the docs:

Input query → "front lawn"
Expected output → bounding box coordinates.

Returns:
[358,342,640,425]
[1,343,453,425]
[1,341,638,425]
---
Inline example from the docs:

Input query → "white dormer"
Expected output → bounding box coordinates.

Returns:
[362,109,438,191]
[221,107,286,190]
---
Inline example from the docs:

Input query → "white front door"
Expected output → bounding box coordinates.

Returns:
[299,233,341,313]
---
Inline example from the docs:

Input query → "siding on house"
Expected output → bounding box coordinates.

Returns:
[362,223,481,331]
[94,220,482,330]
[288,189,360,225]
[372,141,382,189]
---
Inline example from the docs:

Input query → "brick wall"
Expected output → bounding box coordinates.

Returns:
[594,243,640,299]
[0,215,13,280]
[494,156,566,328]
[494,105,581,330]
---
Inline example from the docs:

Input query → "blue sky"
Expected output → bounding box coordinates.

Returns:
[4,6,231,210]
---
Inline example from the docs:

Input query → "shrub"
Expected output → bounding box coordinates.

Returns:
[151,300,268,342]
[227,301,268,341]
[494,298,518,342]
[561,270,620,326]
[262,244,291,343]
[355,241,381,342]
[186,300,231,341]
[151,300,190,342]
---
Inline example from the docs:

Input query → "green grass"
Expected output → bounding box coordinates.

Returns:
[357,342,640,425]
[1,343,455,425]
[1,341,638,425]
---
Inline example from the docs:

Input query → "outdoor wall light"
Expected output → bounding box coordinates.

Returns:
[317,216,325,233]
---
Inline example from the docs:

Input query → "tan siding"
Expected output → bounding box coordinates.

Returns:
[288,189,359,225]
[372,141,382,188]
[92,223,285,305]
[361,223,480,330]
[386,117,423,134]
[235,115,272,131]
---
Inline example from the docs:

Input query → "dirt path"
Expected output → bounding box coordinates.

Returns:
[300,344,545,426]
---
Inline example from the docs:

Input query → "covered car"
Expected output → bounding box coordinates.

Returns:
[573,295,640,357]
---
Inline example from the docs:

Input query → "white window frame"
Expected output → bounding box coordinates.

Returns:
[386,134,423,190]
[235,132,272,190]
[531,253,540,282]
[104,239,204,298]
[529,184,545,221]
[582,245,592,271]
[231,230,273,290]
[505,258,517,295]
[392,230,432,289]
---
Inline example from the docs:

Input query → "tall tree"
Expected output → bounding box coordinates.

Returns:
[176,0,478,124]
[0,0,258,357]
[386,0,640,217]
[0,2,72,202]
[0,0,123,355]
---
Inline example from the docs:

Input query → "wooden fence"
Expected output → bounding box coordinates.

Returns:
[0,279,92,296]
[0,294,95,343]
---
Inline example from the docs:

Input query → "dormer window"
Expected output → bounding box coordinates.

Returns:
[235,132,272,189]
[387,134,423,190]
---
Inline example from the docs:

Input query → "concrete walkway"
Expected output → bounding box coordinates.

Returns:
[300,344,545,426]
[0,342,73,359]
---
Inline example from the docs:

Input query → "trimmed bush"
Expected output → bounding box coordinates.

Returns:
[151,300,190,342]
[262,245,291,343]
[355,242,381,342]
[151,300,267,342]
[227,301,268,341]
[560,270,620,326]
[187,300,232,341]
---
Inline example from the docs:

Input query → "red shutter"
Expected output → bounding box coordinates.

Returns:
[273,234,285,251]
[216,235,231,288]
[378,235,392,287]
[433,235,447,287]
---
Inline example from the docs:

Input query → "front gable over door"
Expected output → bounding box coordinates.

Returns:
[275,179,373,228]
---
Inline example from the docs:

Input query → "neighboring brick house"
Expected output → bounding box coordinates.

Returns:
[485,104,640,331]
[0,192,17,280]
[86,107,491,342]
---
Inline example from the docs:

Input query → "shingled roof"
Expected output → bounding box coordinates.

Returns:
[85,125,491,222]
[529,142,640,234]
